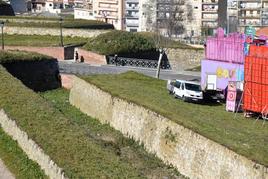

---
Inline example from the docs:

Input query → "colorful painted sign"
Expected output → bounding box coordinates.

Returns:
[226,81,237,112]
[201,59,244,91]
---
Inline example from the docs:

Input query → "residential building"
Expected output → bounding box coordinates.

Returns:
[74,0,124,30]
[93,0,124,30]
[237,0,268,32]
[31,0,46,12]
[201,0,219,35]
[124,0,139,32]
[45,0,64,13]
[227,0,238,33]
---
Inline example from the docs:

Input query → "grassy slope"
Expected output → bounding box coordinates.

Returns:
[4,34,88,47]
[0,65,182,178]
[0,128,47,179]
[0,16,113,29]
[41,89,184,178]
[82,71,268,167]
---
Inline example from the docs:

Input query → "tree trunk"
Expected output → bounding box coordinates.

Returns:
[156,50,164,79]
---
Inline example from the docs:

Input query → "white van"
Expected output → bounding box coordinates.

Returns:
[170,80,203,102]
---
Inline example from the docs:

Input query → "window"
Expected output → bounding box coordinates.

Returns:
[175,81,181,88]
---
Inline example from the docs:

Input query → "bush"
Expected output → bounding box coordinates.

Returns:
[83,31,156,55]
[0,50,54,63]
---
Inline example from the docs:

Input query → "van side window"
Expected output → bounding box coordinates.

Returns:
[182,83,185,90]
[175,81,181,88]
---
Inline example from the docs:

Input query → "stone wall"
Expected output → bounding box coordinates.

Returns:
[4,26,110,38]
[3,60,61,92]
[5,45,81,60]
[167,48,204,72]
[69,76,268,179]
[0,110,66,179]
[75,48,107,65]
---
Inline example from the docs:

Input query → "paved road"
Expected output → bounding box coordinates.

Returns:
[0,159,15,179]
[59,61,201,81]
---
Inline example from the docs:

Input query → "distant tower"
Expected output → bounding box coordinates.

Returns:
[10,0,27,13]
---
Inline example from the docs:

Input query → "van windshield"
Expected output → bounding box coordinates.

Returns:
[185,83,201,92]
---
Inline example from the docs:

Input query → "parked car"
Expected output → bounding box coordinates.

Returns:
[167,79,203,102]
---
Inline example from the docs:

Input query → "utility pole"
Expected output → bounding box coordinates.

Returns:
[59,17,63,47]
[0,21,4,50]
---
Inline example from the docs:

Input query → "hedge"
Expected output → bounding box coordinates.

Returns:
[83,31,156,55]
[0,50,54,64]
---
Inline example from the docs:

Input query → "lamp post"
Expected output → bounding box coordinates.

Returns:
[59,17,63,47]
[0,21,4,50]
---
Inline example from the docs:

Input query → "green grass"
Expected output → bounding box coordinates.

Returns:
[0,50,54,63]
[0,65,183,178]
[0,127,47,179]
[82,71,268,167]
[41,89,184,178]
[185,65,201,72]
[4,34,88,47]
[0,16,114,29]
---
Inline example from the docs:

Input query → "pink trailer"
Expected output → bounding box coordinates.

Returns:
[206,28,245,64]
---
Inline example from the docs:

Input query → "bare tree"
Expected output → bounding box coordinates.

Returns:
[142,0,193,78]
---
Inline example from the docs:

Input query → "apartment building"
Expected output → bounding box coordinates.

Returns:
[74,0,124,30]
[74,0,94,19]
[93,0,124,30]
[124,0,139,32]
[237,0,268,31]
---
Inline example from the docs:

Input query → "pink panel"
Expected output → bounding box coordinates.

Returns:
[206,29,245,64]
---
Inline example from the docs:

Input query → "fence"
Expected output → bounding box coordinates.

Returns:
[106,56,171,69]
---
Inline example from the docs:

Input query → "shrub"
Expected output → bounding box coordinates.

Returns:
[0,50,54,63]
[83,31,156,55]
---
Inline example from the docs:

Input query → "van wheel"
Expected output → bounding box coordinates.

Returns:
[173,93,177,99]
[182,96,187,102]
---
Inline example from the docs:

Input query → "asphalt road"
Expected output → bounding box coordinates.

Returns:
[59,61,201,81]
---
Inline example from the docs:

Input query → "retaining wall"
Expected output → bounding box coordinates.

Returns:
[75,48,107,65]
[167,48,204,71]
[0,110,66,179]
[3,60,61,92]
[69,76,268,179]
[5,45,79,60]
[4,26,110,38]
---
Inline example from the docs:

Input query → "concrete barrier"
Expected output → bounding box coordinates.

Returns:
[69,76,268,179]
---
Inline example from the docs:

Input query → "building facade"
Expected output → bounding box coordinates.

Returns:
[124,0,139,32]
[74,0,124,30]
[237,0,268,32]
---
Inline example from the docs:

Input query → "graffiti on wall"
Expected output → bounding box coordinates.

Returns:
[216,67,244,81]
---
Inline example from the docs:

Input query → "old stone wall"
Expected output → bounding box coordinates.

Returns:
[5,45,81,60]
[0,110,66,179]
[75,48,107,65]
[69,76,268,179]
[5,46,65,60]
[3,60,61,92]
[167,48,204,72]
[4,26,110,38]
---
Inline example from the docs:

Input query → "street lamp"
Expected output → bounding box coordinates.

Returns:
[0,21,4,50]
[59,17,64,47]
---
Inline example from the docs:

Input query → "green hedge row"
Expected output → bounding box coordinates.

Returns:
[0,50,54,64]
[83,31,198,55]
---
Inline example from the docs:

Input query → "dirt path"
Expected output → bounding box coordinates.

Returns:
[0,159,15,179]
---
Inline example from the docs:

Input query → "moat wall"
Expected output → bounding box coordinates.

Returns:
[2,59,61,92]
[69,76,268,179]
